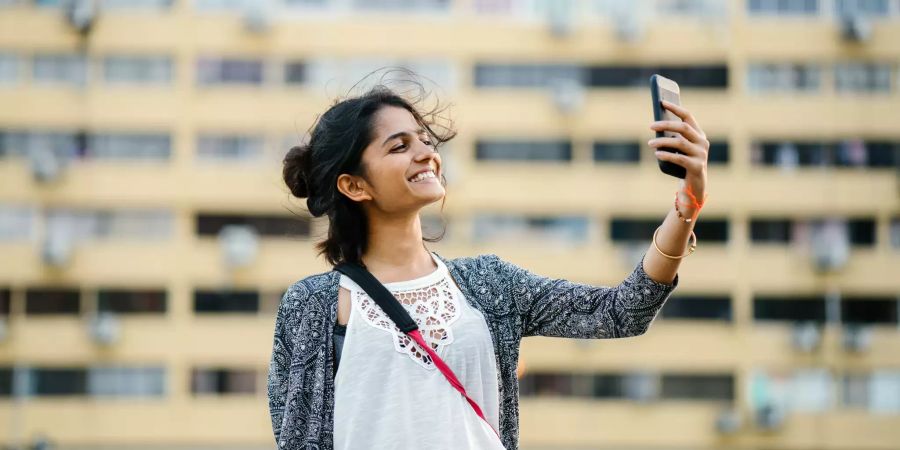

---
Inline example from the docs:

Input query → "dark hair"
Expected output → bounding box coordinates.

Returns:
[283,74,456,267]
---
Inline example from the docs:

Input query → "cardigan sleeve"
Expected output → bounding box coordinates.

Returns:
[490,253,678,339]
[266,283,300,446]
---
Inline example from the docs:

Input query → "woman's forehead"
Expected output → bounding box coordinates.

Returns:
[374,106,420,135]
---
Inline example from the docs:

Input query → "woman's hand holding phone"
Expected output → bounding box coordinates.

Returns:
[648,100,709,218]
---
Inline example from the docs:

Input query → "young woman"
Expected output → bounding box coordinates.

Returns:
[268,83,709,450]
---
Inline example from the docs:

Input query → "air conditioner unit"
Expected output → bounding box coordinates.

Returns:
[842,324,872,352]
[546,0,574,38]
[754,403,785,431]
[615,16,643,42]
[715,408,742,434]
[88,312,119,346]
[64,0,97,35]
[809,219,849,273]
[791,321,821,353]
[840,15,872,43]
[42,230,73,267]
[29,147,64,183]
[243,1,272,34]
[550,78,584,115]
[219,224,259,269]
[625,371,658,403]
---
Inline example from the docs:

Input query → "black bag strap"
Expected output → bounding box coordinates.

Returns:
[334,262,418,333]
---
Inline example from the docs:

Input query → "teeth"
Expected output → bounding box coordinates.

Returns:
[410,170,436,182]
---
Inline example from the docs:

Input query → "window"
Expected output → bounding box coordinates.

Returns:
[308,59,456,92]
[693,219,729,242]
[519,372,592,397]
[708,140,729,164]
[753,295,827,323]
[891,217,900,249]
[0,52,20,85]
[843,371,900,413]
[846,218,876,246]
[747,64,821,93]
[750,368,834,414]
[865,141,900,168]
[473,215,589,244]
[0,130,80,160]
[661,374,734,401]
[284,61,306,84]
[475,139,572,162]
[660,295,732,321]
[611,218,728,243]
[610,218,659,243]
[835,62,892,93]
[0,367,11,397]
[196,134,264,161]
[593,141,640,163]
[30,368,88,396]
[98,289,167,314]
[588,65,728,88]
[752,140,899,168]
[834,0,891,16]
[88,366,165,397]
[352,0,450,12]
[750,218,792,243]
[474,64,584,88]
[101,0,173,10]
[747,0,820,15]
[191,368,257,395]
[0,204,36,241]
[25,289,80,315]
[196,58,263,85]
[194,290,259,313]
[88,133,171,160]
[0,288,9,316]
[32,54,87,85]
[195,214,310,237]
[103,55,173,84]
[656,0,726,16]
[46,209,174,241]
[841,296,898,325]
[194,0,247,11]
[591,373,628,398]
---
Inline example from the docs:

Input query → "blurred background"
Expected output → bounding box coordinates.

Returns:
[0,0,899,449]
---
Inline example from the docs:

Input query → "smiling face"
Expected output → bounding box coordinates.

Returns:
[336,105,445,214]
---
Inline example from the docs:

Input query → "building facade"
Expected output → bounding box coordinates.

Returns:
[0,0,898,449]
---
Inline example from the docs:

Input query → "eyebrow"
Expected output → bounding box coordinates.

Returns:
[381,127,427,147]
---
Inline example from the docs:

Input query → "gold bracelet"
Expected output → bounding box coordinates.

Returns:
[652,226,697,260]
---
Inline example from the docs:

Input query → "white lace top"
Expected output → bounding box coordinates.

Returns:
[333,251,506,449]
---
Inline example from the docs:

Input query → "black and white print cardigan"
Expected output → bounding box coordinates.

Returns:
[267,252,678,450]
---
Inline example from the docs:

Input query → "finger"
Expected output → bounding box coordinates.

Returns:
[648,136,706,158]
[660,100,705,138]
[654,150,702,173]
[650,120,706,145]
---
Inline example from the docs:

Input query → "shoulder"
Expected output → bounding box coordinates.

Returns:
[436,252,521,282]
[438,252,498,272]
[279,270,339,312]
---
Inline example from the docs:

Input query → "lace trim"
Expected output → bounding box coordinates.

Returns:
[352,276,461,370]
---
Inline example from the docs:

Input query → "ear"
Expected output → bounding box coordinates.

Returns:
[336,173,373,203]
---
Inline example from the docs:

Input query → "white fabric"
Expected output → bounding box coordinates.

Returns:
[334,251,506,449]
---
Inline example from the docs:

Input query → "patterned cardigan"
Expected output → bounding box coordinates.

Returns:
[267,252,678,450]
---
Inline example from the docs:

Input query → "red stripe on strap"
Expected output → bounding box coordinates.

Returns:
[407,329,501,439]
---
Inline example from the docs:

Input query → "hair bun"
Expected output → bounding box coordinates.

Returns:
[283,144,312,199]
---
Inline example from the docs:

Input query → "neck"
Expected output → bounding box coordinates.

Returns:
[361,211,435,280]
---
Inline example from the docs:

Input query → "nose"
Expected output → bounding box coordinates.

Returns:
[413,141,439,162]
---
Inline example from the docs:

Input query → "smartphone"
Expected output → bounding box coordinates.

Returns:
[650,74,686,179]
